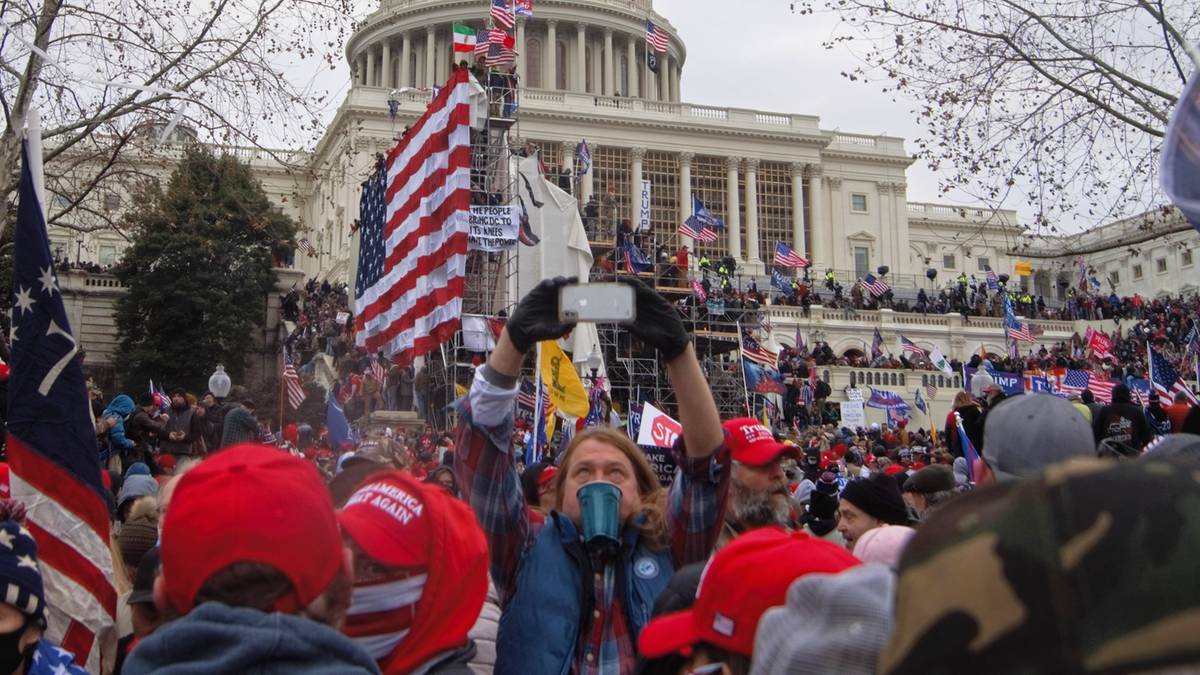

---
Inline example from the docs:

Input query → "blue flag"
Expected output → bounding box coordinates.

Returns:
[326,392,353,450]
[622,242,652,273]
[692,195,725,231]
[770,267,793,296]
[743,357,786,395]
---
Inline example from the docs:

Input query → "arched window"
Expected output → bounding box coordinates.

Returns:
[526,37,543,88]
[555,41,567,90]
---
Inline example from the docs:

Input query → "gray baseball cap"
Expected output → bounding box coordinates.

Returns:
[982,394,1094,481]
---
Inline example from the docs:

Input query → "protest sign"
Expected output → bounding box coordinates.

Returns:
[636,402,681,449]
[468,205,519,251]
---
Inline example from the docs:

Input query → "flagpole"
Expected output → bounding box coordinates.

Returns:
[736,320,751,413]
[278,343,286,432]
[532,342,543,464]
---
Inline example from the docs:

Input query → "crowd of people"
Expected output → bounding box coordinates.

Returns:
[4,276,1190,675]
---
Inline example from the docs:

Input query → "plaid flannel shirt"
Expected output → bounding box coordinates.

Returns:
[454,367,730,674]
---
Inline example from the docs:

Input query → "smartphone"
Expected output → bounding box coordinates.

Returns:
[558,283,636,323]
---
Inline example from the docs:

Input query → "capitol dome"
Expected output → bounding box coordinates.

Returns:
[346,0,685,101]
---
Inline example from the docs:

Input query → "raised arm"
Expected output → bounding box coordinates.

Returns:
[454,276,577,603]
[619,278,729,565]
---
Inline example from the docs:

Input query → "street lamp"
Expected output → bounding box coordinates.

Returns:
[208,364,232,399]
[586,347,603,382]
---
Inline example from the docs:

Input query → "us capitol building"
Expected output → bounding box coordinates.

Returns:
[48,0,1199,412]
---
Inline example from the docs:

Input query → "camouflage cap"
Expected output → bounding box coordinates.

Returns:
[880,459,1200,675]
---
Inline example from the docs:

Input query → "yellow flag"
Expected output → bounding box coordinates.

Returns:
[454,383,467,398]
[539,340,590,418]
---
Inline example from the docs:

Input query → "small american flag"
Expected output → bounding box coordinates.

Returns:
[773,241,809,268]
[899,335,926,357]
[517,380,537,412]
[1005,319,1035,343]
[861,273,890,297]
[984,265,999,290]
[1058,369,1091,396]
[678,216,719,242]
[575,140,591,176]
[491,0,515,29]
[369,356,387,383]
[645,20,669,53]
[742,329,778,368]
[1149,344,1198,404]
[485,36,517,67]
[924,383,937,400]
[298,237,316,257]
[283,354,307,410]
[475,29,491,57]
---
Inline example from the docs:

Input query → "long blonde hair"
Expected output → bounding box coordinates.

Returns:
[552,428,670,550]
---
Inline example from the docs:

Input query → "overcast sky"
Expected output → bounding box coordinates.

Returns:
[318,0,994,212]
[655,0,954,208]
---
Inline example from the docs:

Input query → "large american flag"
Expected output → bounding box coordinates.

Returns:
[773,241,809,268]
[355,68,472,365]
[282,354,307,410]
[297,237,316,257]
[1148,344,1198,405]
[645,20,669,53]
[741,329,778,368]
[1003,295,1035,343]
[490,0,515,29]
[9,137,115,671]
[861,273,890,298]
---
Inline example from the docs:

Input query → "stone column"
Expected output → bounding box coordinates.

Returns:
[435,33,447,83]
[726,156,742,261]
[660,53,671,101]
[626,37,638,97]
[603,29,615,95]
[671,62,680,102]
[545,21,557,89]
[561,141,576,200]
[381,41,391,88]
[630,147,645,229]
[516,18,527,82]
[591,35,603,94]
[581,153,594,204]
[892,182,910,274]
[806,164,825,270]
[828,176,844,271]
[400,32,412,87]
[365,46,376,87]
[791,162,807,260]
[575,23,587,93]
[425,27,436,88]
[679,152,694,249]
[744,158,760,263]
[876,182,893,269]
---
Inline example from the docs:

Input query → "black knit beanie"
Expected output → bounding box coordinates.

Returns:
[841,473,909,525]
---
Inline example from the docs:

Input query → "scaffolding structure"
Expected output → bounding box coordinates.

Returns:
[426,73,523,428]
[587,247,752,422]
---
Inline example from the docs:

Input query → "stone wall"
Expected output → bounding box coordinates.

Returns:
[59,268,305,391]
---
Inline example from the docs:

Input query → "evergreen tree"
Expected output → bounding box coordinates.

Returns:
[113,147,296,391]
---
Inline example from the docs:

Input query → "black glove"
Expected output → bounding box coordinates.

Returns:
[619,277,690,362]
[506,276,577,354]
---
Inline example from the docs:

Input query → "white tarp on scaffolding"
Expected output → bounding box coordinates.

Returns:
[514,156,607,382]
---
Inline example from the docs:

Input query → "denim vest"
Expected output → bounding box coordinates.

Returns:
[495,512,674,675]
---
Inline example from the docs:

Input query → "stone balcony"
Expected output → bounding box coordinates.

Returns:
[348,85,907,153]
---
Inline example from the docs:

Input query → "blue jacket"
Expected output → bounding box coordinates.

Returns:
[124,602,380,675]
[495,512,674,675]
[102,394,136,450]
